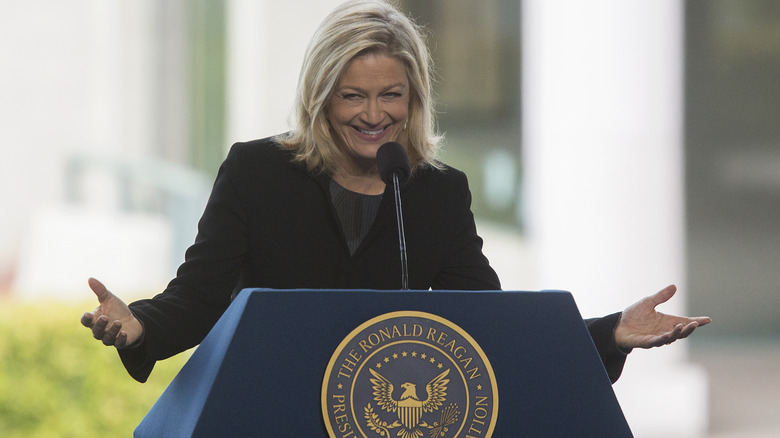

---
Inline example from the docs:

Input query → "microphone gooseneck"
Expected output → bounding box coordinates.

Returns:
[376,142,411,290]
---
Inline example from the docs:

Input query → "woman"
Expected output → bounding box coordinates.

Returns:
[81,0,709,384]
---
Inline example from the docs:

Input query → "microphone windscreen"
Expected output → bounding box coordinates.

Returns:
[376,142,411,185]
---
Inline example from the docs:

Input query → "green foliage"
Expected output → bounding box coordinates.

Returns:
[0,299,191,437]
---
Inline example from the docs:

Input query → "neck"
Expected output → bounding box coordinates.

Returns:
[331,171,385,195]
[331,154,386,195]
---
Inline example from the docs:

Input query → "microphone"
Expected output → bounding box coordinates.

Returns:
[376,142,411,290]
[377,142,411,186]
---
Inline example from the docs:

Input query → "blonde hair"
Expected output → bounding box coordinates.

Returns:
[278,0,442,174]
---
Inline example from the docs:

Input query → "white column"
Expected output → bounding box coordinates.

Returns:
[522,1,708,437]
[225,0,343,144]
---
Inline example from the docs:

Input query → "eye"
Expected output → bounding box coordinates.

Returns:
[339,92,362,101]
[382,92,404,101]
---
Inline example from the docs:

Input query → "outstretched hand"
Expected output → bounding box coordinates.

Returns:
[615,285,711,351]
[80,278,144,349]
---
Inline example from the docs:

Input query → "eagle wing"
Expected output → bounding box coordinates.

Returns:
[369,368,398,413]
[422,368,450,413]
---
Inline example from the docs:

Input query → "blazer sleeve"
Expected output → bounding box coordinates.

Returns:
[119,144,251,382]
[585,312,629,383]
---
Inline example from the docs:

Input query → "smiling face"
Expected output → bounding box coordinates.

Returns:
[327,52,410,174]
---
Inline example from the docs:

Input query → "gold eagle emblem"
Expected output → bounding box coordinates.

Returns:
[368,368,451,437]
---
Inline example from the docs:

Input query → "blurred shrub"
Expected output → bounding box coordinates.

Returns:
[0,299,191,437]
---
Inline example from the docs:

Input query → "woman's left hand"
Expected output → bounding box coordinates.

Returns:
[615,284,711,350]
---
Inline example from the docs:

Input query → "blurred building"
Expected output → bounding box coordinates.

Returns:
[1,0,778,436]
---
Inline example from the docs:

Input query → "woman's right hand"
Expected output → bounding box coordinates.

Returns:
[80,278,144,349]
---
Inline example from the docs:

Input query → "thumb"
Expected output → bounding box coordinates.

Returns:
[87,277,111,303]
[650,284,677,307]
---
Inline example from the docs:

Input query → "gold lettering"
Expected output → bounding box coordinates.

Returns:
[467,366,481,380]
[332,395,354,436]
[338,421,354,435]
[379,327,391,342]
[453,346,467,359]
[338,349,362,378]
[341,355,357,371]
[332,394,347,417]
[444,339,457,353]
[392,325,402,338]
[467,411,486,437]
[413,324,423,337]
[466,425,483,437]
[425,327,450,345]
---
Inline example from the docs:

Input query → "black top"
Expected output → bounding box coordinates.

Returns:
[120,136,626,383]
[329,179,383,254]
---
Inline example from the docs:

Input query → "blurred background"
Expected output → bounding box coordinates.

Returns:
[0,0,777,437]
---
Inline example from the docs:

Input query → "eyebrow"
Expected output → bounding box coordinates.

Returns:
[337,83,408,93]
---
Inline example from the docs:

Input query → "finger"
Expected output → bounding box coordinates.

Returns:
[81,312,95,328]
[102,321,122,346]
[92,315,109,340]
[677,321,699,339]
[115,331,128,349]
[88,277,110,304]
[666,323,684,343]
[650,323,684,347]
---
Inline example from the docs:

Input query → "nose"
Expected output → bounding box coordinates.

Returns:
[361,99,384,126]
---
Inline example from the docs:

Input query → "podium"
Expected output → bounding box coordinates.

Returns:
[135,289,632,437]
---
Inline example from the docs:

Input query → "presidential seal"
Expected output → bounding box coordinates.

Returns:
[322,311,498,438]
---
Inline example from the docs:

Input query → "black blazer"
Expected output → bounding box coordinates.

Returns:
[121,137,626,382]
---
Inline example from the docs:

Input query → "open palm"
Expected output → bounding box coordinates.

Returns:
[615,285,711,350]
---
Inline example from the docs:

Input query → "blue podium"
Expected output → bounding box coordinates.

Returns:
[134,289,632,437]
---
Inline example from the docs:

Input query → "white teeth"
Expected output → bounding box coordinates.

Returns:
[358,127,384,135]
